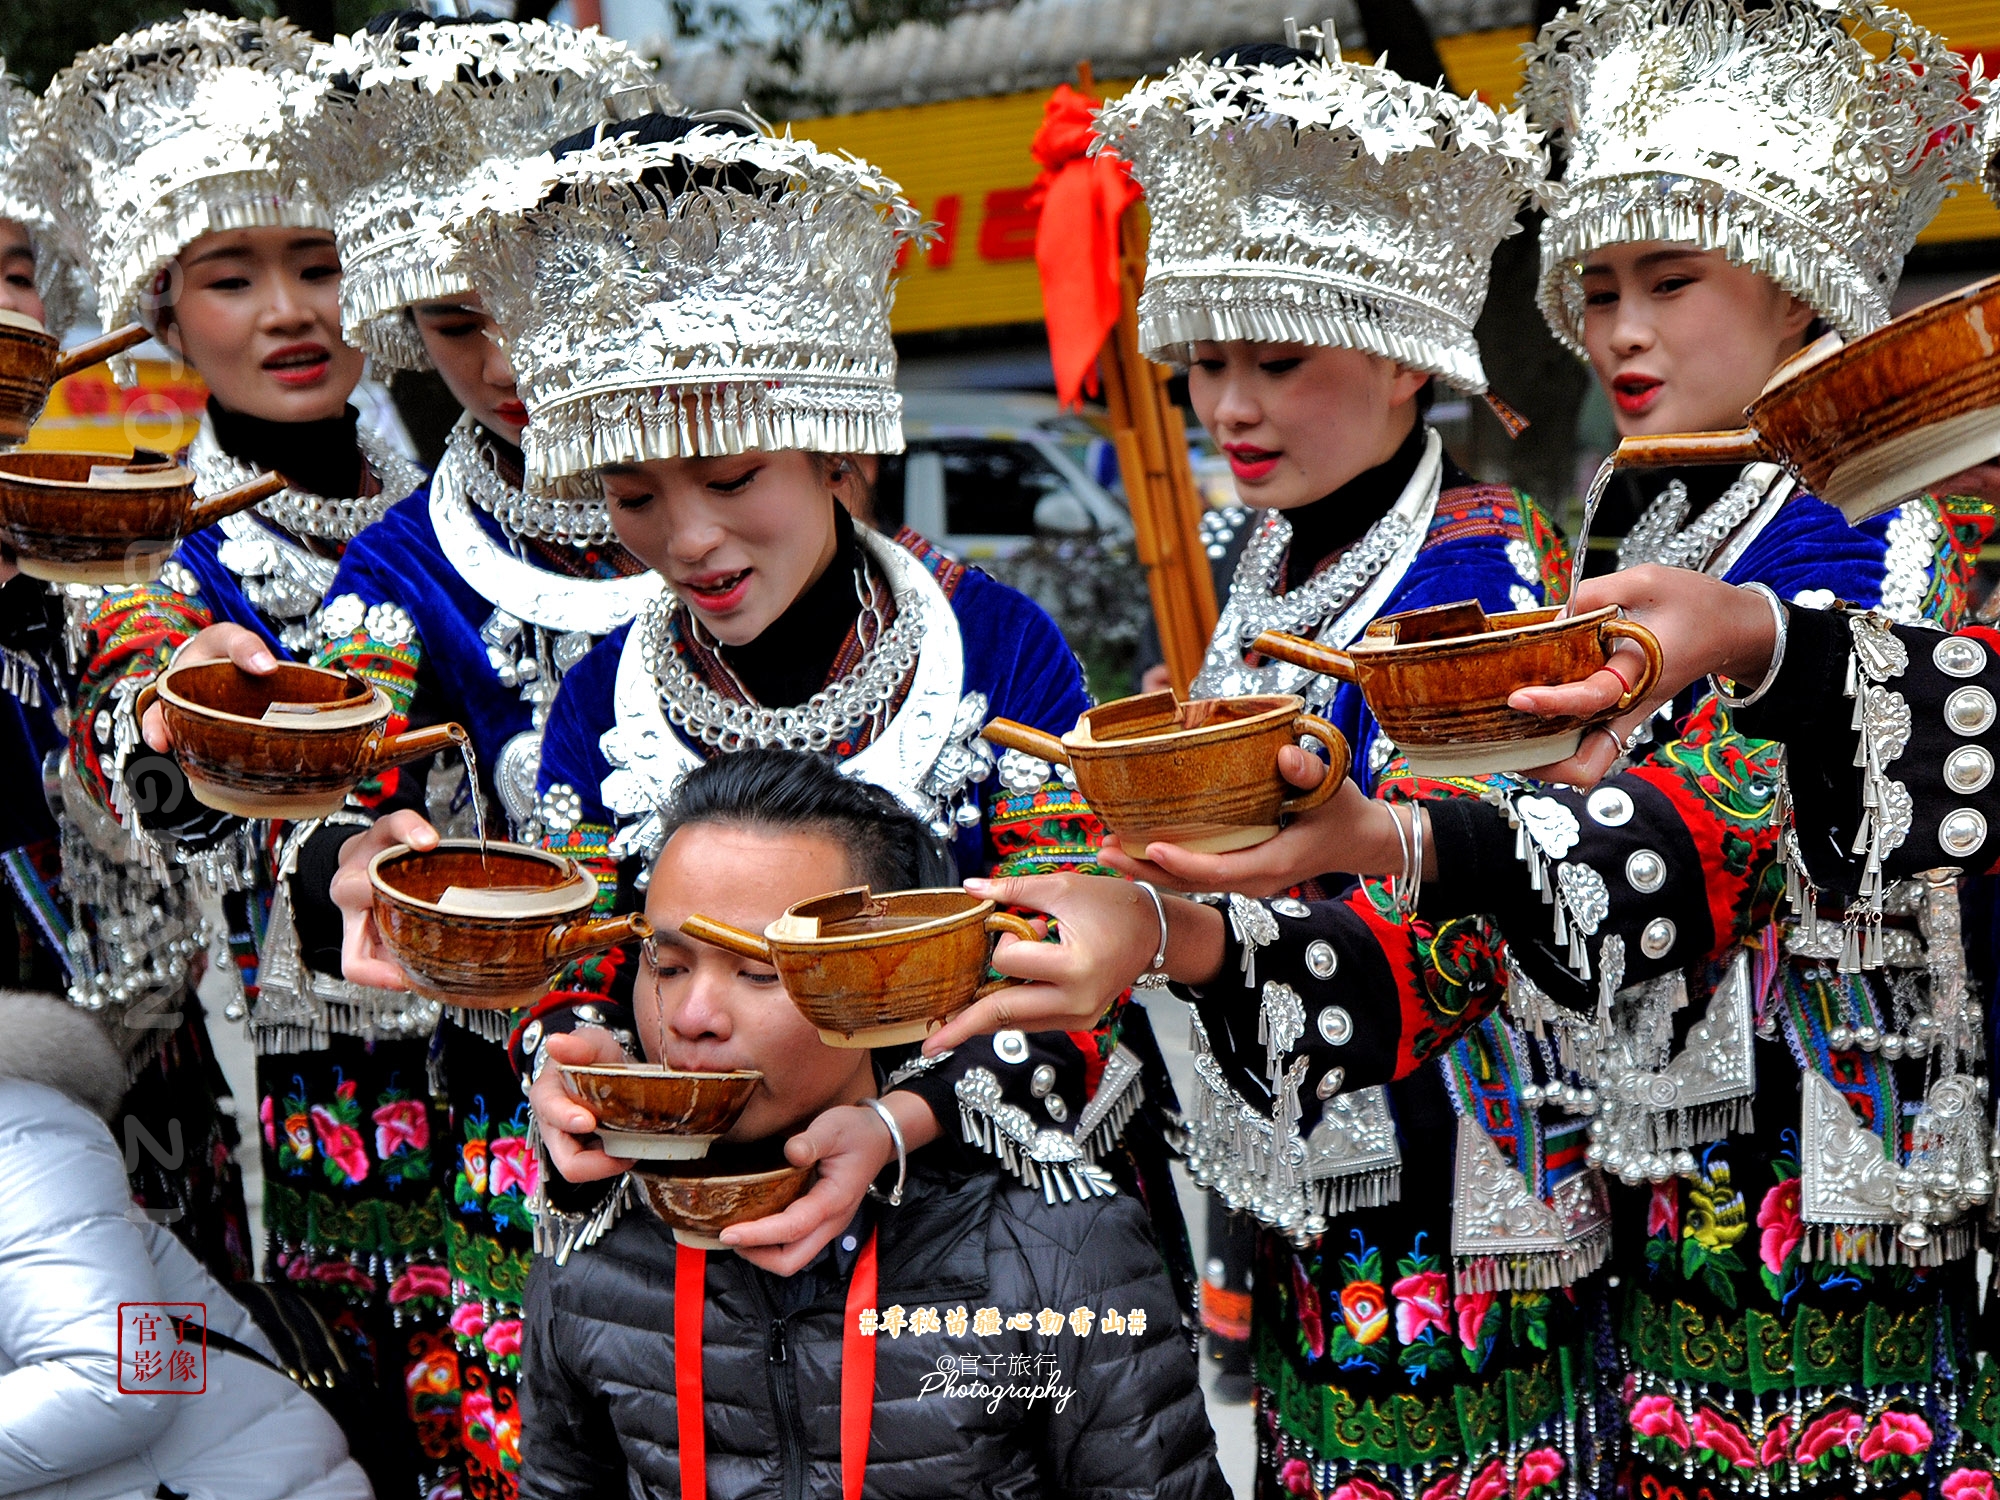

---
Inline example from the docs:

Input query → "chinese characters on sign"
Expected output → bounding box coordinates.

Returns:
[855,1304,1147,1339]
[118,1303,206,1394]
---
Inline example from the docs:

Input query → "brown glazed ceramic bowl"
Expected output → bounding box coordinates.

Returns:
[0,449,285,585]
[1253,600,1662,775]
[557,1063,762,1160]
[138,660,469,818]
[981,691,1349,852]
[681,886,1037,1048]
[1607,273,2000,523]
[0,316,150,446]
[633,1160,814,1250]
[370,840,653,1009]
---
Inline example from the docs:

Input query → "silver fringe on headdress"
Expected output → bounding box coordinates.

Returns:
[26,12,330,368]
[1523,0,1990,355]
[444,124,924,488]
[1093,37,1546,393]
[290,19,660,372]
[0,63,85,338]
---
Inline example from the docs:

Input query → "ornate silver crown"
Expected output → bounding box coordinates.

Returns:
[0,62,83,337]
[290,19,660,371]
[1093,45,1546,392]
[444,124,925,488]
[29,13,330,346]
[1524,0,1991,355]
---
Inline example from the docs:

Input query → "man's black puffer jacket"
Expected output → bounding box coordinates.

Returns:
[520,1162,1227,1499]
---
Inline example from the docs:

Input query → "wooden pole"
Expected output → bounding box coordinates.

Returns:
[1096,203,1217,695]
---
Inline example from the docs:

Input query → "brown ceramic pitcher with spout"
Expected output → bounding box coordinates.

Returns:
[681,886,1036,1047]
[981,691,1348,853]
[0,315,151,445]
[138,660,469,818]
[0,449,285,584]
[369,841,653,1009]
[1603,273,2000,524]
[1253,600,1661,775]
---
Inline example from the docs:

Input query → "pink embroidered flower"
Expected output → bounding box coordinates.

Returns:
[481,1318,523,1359]
[373,1098,429,1159]
[389,1264,453,1305]
[1629,1394,1692,1450]
[1330,1478,1395,1500]
[1462,1460,1509,1500]
[489,1136,538,1199]
[1391,1271,1450,1344]
[299,1259,375,1292]
[1279,1458,1314,1495]
[1292,1254,1326,1359]
[449,1302,486,1340]
[1756,1178,1803,1276]
[1692,1408,1758,1470]
[1418,1474,1463,1500]
[1454,1290,1495,1353]
[1943,1469,2000,1500]
[259,1094,276,1150]
[310,1107,370,1183]
[1646,1180,1678,1240]
[1514,1447,1565,1496]
[1759,1414,1794,1468]
[1794,1406,1864,1466]
[1858,1409,1933,1463]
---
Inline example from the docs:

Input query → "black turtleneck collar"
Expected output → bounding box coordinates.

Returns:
[1282,418,1465,590]
[714,503,862,709]
[207,397,364,499]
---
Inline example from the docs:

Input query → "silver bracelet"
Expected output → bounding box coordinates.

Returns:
[1386,800,1414,917]
[1408,803,1425,914]
[863,1096,906,1207]
[1710,582,1789,709]
[1133,879,1172,988]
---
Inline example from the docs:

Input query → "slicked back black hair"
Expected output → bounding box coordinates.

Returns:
[1212,40,1315,68]
[657,748,955,891]
[549,111,765,199]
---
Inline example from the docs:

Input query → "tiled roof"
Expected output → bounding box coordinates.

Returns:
[654,0,1534,114]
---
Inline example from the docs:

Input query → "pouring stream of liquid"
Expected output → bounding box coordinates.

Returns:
[1560,456,1619,619]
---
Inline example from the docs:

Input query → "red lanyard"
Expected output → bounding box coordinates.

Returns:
[675,1230,880,1500]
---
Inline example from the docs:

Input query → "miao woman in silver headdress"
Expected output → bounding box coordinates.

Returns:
[0,36,285,1289]
[320,112,1202,1321]
[942,35,1617,1500]
[262,15,656,1495]
[977,5,1998,1496]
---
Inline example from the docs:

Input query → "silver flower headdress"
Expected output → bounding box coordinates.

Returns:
[290,18,661,371]
[28,12,329,352]
[0,63,84,337]
[444,124,925,488]
[1093,41,1547,392]
[1985,91,1999,208]
[1524,0,1990,356]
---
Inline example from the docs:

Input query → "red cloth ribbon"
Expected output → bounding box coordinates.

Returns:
[1029,83,1142,408]
[674,1228,881,1500]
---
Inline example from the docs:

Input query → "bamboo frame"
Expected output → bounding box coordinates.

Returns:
[1096,200,1218,695]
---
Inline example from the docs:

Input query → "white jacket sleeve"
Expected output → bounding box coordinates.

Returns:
[0,1079,175,1494]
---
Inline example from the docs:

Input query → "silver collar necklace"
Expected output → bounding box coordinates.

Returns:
[188,414,424,544]
[1193,428,1443,698]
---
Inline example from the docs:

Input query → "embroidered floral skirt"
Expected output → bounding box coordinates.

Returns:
[1616,1119,1991,1498]
[1249,1211,1615,1500]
